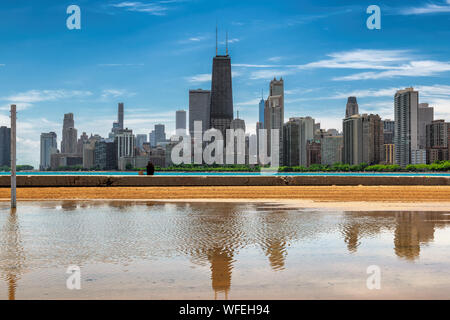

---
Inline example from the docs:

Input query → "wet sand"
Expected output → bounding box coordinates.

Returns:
[0,186,450,211]
[0,186,450,201]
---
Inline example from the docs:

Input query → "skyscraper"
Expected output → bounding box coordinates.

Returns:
[283,118,301,167]
[40,132,57,170]
[321,135,343,166]
[426,120,449,163]
[115,129,135,159]
[259,97,265,127]
[176,110,187,136]
[189,89,211,136]
[383,119,395,145]
[229,112,246,164]
[345,97,359,118]
[343,114,363,165]
[283,117,314,167]
[343,113,383,166]
[0,126,11,167]
[418,103,434,150]
[209,50,234,138]
[361,114,384,165]
[394,87,419,167]
[61,113,78,155]
[154,124,166,146]
[264,78,284,165]
[118,102,124,130]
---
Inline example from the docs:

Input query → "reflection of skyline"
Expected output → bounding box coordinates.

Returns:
[341,211,450,260]
[1,201,450,299]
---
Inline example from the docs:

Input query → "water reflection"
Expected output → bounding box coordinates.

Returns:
[340,211,450,260]
[0,201,449,299]
[0,208,25,300]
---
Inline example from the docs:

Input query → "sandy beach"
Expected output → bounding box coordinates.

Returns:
[1,186,450,211]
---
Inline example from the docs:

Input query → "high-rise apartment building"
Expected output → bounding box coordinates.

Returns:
[394,88,419,167]
[115,129,136,160]
[176,110,187,136]
[418,103,434,150]
[283,119,301,167]
[40,132,57,170]
[189,89,211,136]
[94,139,117,170]
[426,120,449,163]
[361,114,384,165]
[283,117,314,167]
[383,119,395,145]
[306,140,321,167]
[345,97,359,118]
[0,126,11,167]
[61,113,78,155]
[343,115,363,165]
[321,135,343,166]
[343,113,383,166]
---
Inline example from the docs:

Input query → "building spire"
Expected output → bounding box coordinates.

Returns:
[226,31,228,56]
[215,23,218,56]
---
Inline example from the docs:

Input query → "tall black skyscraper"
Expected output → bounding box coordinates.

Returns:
[210,30,233,138]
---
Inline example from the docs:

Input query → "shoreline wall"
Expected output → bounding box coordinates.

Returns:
[0,175,449,187]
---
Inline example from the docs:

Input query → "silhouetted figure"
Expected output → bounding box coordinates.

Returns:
[146,161,155,176]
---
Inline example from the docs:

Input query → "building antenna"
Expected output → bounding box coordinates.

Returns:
[237,109,239,119]
[226,31,228,56]
[215,22,218,56]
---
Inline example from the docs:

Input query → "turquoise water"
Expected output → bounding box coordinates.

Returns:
[0,171,450,177]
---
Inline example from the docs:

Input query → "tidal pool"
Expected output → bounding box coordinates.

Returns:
[0,201,450,300]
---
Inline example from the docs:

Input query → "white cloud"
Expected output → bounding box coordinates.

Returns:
[268,56,283,63]
[186,73,211,83]
[186,71,241,83]
[3,89,93,104]
[249,69,294,80]
[334,60,450,81]
[234,49,450,81]
[112,1,170,15]
[98,63,144,67]
[399,1,450,15]
[101,89,136,99]
[0,103,32,111]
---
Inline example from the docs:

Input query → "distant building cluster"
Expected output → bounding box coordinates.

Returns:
[1,35,448,171]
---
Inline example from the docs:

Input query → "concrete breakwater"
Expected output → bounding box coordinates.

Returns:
[0,175,449,187]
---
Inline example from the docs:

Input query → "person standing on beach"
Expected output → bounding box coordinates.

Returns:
[146,162,155,176]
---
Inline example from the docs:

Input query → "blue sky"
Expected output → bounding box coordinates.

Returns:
[0,0,449,167]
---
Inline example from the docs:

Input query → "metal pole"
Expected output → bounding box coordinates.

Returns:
[11,104,16,208]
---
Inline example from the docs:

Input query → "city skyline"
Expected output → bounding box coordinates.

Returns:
[0,0,450,167]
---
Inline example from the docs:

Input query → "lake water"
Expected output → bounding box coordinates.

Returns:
[1,201,450,300]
